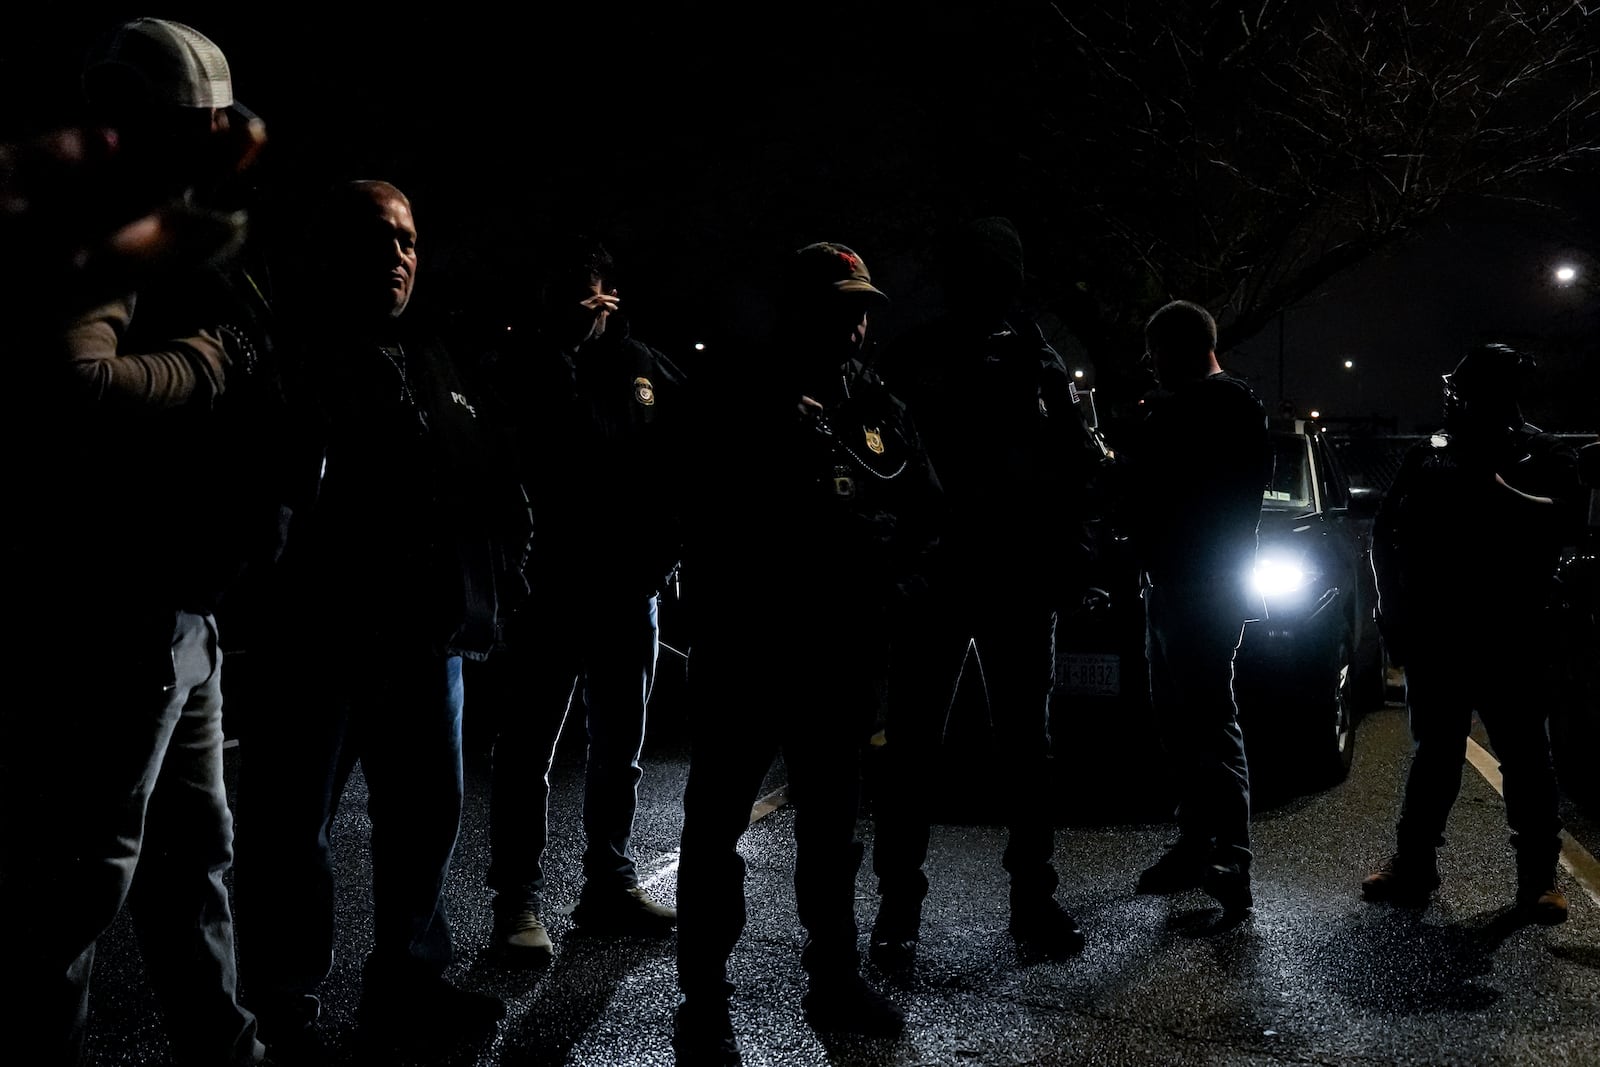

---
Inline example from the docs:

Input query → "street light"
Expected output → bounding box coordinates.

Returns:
[1073,369,1085,379]
[1343,359,1354,370]
[1554,264,1578,286]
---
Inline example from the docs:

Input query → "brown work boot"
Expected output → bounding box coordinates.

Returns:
[572,884,677,937]
[1360,852,1440,907]
[1516,883,1570,924]
[490,910,554,967]
[1514,842,1568,925]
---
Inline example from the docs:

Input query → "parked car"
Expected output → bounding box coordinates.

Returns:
[1054,417,1386,794]
[1549,439,1600,816]
[1233,420,1386,785]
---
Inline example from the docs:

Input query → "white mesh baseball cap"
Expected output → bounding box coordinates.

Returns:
[82,18,233,111]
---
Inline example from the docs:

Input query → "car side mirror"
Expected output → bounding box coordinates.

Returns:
[1348,486,1382,518]
[1579,441,1600,532]
[1578,441,1600,489]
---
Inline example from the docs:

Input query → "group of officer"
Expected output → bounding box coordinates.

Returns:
[2,15,1587,1067]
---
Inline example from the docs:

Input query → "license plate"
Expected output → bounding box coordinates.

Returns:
[1060,653,1121,696]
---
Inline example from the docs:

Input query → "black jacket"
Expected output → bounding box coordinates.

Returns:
[1373,424,1582,649]
[876,314,1106,596]
[681,350,943,630]
[473,315,687,601]
[266,314,532,661]
[1127,371,1271,607]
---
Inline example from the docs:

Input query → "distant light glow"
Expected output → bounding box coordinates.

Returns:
[693,342,706,351]
[1309,409,1321,419]
[1343,359,1354,369]
[1073,369,1085,379]
[1554,264,1578,285]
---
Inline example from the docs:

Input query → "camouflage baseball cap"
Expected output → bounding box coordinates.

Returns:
[789,242,889,303]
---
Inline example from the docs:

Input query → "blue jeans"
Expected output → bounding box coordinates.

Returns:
[487,593,659,917]
[1144,582,1252,869]
[233,636,465,999]
[1,610,262,1066]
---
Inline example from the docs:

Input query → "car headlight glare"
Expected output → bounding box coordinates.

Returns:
[1252,558,1308,596]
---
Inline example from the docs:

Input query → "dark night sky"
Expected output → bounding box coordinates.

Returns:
[6,6,1596,433]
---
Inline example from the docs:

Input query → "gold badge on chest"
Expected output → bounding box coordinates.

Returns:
[864,427,884,454]
[634,376,655,406]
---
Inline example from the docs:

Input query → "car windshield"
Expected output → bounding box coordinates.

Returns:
[1262,434,1313,511]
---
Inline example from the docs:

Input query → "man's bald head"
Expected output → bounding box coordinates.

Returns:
[317,179,419,320]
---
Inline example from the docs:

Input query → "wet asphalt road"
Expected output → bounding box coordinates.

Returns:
[77,678,1598,1067]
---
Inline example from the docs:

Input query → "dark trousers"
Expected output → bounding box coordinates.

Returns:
[676,621,880,999]
[1144,582,1252,868]
[1,610,261,1067]
[233,636,465,1001]
[1395,628,1562,871]
[871,585,1060,907]
[487,593,660,917]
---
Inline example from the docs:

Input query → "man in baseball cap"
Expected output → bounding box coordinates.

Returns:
[82,16,237,110]
[0,17,271,1066]
[80,17,266,245]
[673,240,941,1063]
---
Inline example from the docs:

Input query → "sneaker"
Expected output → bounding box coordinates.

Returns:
[358,975,505,1055]
[491,910,554,967]
[1202,862,1254,916]
[253,993,328,1065]
[867,896,922,973]
[1009,898,1086,958]
[802,971,905,1035]
[1136,839,1212,894]
[1516,883,1570,925]
[572,885,677,937]
[1360,853,1440,907]
[671,996,742,1066]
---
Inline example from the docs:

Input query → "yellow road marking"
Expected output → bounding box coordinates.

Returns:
[1466,737,1600,907]
[751,785,790,823]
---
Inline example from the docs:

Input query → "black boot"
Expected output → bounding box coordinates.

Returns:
[867,894,923,973]
[802,970,905,1035]
[1009,893,1085,958]
[1136,837,1213,894]
[672,995,742,1066]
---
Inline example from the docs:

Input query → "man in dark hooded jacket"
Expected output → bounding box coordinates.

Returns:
[1360,343,1579,923]
[867,217,1108,970]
